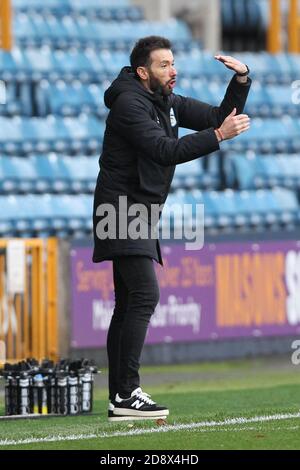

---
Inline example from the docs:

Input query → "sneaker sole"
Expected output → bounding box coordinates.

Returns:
[108,414,168,422]
[113,408,169,417]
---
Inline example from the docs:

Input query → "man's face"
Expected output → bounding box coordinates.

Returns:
[145,49,177,96]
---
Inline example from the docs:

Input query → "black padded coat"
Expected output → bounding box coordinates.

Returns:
[92,66,251,264]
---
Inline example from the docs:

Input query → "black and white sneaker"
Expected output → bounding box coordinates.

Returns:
[108,401,136,422]
[112,387,169,419]
[108,401,115,420]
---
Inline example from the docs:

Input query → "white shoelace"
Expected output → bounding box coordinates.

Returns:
[134,387,156,405]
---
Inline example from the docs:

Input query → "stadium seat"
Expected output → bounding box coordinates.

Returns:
[173,160,216,190]
[0,116,103,155]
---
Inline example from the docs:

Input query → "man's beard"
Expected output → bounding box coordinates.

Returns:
[149,73,173,96]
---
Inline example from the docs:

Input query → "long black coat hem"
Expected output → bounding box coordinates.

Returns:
[92,248,160,264]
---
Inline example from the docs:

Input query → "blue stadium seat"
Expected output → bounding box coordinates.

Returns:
[0,116,103,155]
[0,117,23,154]
[173,160,202,190]
[39,81,85,116]
[53,50,94,82]
[99,50,128,75]
[235,190,271,227]
[173,158,220,190]
[30,154,69,193]
[60,155,98,193]
[161,190,193,236]
[0,82,23,116]
[272,188,299,225]
[226,153,255,189]
[24,48,59,82]
[0,195,22,234]
[206,190,239,228]
[0,156,38,193]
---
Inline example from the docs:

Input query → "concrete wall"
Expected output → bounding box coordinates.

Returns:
[70,336,299,368]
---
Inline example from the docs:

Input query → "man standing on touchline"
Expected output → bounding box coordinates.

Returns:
[92,36,251,421]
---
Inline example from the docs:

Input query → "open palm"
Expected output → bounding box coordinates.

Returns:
[214,55,248,75]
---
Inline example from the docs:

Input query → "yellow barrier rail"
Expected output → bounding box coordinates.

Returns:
[0,239,58,365]
[288,0,300,52]
[0,0,12,51]
[267,0,282,53]
[268,0,300,53]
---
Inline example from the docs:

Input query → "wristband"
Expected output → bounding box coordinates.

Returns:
[215,128,224,141]
[236,64,250,76]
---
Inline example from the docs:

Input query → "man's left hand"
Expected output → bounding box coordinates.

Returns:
[214,55,248,75]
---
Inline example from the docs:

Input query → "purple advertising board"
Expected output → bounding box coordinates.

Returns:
[70,240,300,348]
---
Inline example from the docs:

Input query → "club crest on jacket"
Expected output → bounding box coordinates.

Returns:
[170,107,177,127]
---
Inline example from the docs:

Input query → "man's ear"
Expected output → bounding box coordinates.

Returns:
[136,66,148,80]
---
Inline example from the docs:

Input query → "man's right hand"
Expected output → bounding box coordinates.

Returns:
[215,108,250,141]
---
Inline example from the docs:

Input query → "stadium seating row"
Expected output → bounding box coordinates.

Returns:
[13,6,143,21]
[0,115,299,156]
[28,81,297,119]
[12,0,269,39]
[164,187,300,231]
[0,193,93,236]
[0,154,220,194]
[2,152,299,195]
[227,153,300,190]
[0,116,102,155]
[13,16,191,49]
[0,154,98,193]
[0,0,298,237]
[180,120,300,154]
[1,76,298,120]
[12,0,131,16]
[0,116,299,156]
[0,188,298,238]
[1,48,299,83]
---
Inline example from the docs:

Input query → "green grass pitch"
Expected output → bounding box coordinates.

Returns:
[0,357,299,450]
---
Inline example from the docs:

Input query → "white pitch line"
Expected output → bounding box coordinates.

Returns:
[0,412,299,447]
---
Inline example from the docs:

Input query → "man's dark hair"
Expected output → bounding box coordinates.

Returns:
[130,36,172,78]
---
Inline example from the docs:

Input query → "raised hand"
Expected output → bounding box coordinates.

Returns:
[214,55,248,75]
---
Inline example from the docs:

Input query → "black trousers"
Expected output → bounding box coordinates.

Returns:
[107,256,160,400]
